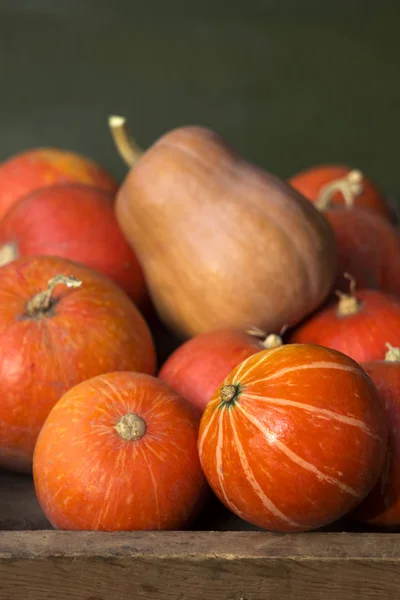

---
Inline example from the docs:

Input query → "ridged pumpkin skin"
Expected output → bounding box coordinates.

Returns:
[290,289,400,363]
[198,344,387,532]
[351,358,400,527]
[289,165,390,219]
[0,256,156,473]
[325,208,400,295]
[33,372,208,531]
[116,126,337,339]
[0,148,118,220]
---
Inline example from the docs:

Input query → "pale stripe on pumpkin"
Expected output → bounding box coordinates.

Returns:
[231,345,285,385]
[236,403,362,498]
[249,361,366,386]
[198,407,219,459]
[243,393,379,439]
[228,410,301,527]
[215,410,245,518]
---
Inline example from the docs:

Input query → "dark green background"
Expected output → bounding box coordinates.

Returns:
[0,1,399,191]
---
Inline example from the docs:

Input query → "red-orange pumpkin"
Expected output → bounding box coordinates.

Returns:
[159,327,284,413]
[0,184,148,309]
[0,256,155,473]
[198,344,387,532]
[324,208,400,295]
[289,165,391,219]
[290,284,400,363]
[0,147,118,220]
[351,345,400,527]
[291,166,400,295]
[33,372,208,531]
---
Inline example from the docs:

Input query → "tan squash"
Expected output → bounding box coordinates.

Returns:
[109,116,337,339]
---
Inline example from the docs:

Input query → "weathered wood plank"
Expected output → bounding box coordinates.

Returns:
[1,531,400,600]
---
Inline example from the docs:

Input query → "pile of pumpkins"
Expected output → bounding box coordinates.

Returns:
[0,115,400,533]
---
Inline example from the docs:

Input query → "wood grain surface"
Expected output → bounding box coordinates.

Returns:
[1,530,400,600]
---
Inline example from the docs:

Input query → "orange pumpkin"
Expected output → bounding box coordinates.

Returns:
[159,327,284,413]
[0,256,155,473]
[289,165,391,219]
[0,147,118,220]
[33,372,209,531]
[0,184,148,309]
[290,281,400,363]
[351,345,400,527]
[198,344,387,532]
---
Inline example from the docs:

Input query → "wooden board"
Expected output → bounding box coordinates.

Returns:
[1,470,399,600]
[1,530,400,600]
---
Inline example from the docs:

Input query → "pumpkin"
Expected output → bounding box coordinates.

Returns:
[0,147,118,220]
[290,279,400,363]
[109,115,337,339]
[198,344,387,532]
[0,255,155,473]
[320,203,400,295]
[33,371,209,531]
[159,327,284,413]
[289,165,391,219]
[0,183,148,309]
[350,345,400,527]
[298,170,400,296]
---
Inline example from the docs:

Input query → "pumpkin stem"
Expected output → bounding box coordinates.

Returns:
[385,343,400,362]
[115,413,146,441]
[336,273,360,317]
[108,115,143,168]
[0,242,18,267]
[26,274,82,318]
[246,325,286,349]
[220,384,239,404]
[316,170,364,210]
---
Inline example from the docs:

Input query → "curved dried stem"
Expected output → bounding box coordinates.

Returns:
[108,115,144,168]
[26,274,82,317]
[316,170,364,210]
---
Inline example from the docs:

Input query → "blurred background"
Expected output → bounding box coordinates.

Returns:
[0,0,399,192]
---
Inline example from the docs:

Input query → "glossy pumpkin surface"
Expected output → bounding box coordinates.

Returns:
[33,371,208,531]
[0,256,155,473]
[198,344,387,532]
[290,289,400,363]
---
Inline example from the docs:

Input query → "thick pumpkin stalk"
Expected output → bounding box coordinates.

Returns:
[114,413,147,441]
[385,343,400,362]
[246,325,286,349]
[316,170,364,210]
[26,274,82,317]
[108,115,143,168]
[336,273,360,317]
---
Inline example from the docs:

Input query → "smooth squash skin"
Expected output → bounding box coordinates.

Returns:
[114,125,338,339]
